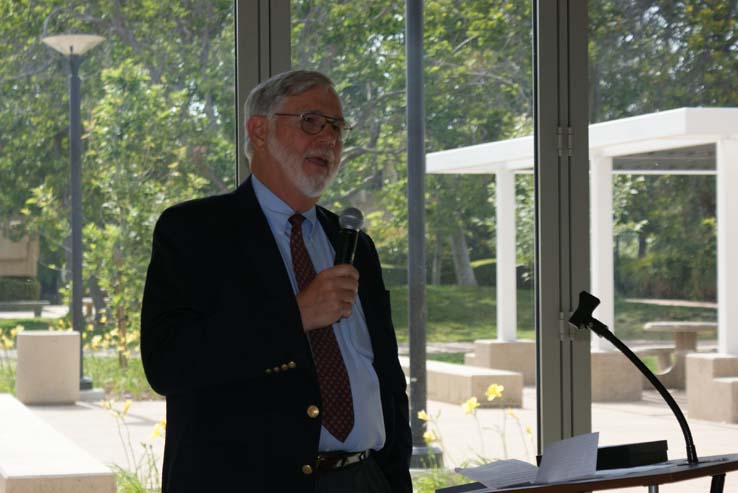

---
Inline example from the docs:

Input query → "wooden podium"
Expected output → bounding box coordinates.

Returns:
[437,454,738,493]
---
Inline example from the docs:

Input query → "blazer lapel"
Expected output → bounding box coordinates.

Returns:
[233,176,297,309]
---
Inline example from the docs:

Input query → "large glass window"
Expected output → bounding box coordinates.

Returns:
[588,2,736,489]
[292,0,536,469]
[0,0,234,481]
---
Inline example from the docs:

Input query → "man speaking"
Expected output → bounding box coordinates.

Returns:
[141,70,411,492]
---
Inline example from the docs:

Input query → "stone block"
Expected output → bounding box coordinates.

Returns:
[467,339,536,385]
[0,394,115,493]
[399,356,523,408]
[15,331,80,405]
[686,353,738,423]
[591,349,642,402]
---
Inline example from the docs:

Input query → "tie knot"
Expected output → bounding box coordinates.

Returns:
[289,214,306,228]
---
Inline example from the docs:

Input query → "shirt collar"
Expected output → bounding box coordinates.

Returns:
[251,174,317,240]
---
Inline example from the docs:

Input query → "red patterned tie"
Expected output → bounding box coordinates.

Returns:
[289,214,355,442]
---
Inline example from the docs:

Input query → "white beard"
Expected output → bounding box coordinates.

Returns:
[267,134,338,198]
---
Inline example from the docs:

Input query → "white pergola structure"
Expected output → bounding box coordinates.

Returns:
[427,107,738,355]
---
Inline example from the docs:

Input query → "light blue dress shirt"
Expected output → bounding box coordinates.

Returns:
[251,175,386,452]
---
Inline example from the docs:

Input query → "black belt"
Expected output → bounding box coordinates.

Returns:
[316,450,370,471]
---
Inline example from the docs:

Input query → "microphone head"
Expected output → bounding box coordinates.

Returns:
[339,207,364,231]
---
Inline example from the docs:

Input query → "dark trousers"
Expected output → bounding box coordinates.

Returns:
[315,457,392,493]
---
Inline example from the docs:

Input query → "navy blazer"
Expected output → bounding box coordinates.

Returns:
[141,177,411,492]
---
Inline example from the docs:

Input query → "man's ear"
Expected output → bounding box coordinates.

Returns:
[247,115,268,152]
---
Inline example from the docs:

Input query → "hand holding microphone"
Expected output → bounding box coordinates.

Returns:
[297,208,364,332]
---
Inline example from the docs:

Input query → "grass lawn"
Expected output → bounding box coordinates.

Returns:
[0,286,716,398]
[0,318,56,331]
[389,285,716,343]
[0,355,160,401]
[85,356,162,401]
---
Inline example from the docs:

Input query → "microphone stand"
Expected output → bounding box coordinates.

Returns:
[569,290,699,465]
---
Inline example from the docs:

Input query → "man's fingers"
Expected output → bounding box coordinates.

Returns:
[320,264,359,280]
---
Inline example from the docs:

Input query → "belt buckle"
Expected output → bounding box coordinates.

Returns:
[317,450,368,471]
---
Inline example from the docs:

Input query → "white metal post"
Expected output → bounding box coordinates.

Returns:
[716,139,738,355]
[590,154,615,351]
[496,169,518,341]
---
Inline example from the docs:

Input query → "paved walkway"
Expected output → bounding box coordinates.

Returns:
[21,386,738,493]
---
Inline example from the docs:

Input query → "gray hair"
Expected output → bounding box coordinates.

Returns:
[243,70,337,159]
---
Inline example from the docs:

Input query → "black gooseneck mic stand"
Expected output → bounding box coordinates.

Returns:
[569,290,699,465]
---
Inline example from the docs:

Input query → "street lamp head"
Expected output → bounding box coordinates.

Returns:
[41,34,105,56]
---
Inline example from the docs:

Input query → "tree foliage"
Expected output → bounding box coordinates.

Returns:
[1,0,734,371]
[1,0,234,366]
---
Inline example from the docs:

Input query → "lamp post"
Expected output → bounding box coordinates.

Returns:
[41,34,104,391]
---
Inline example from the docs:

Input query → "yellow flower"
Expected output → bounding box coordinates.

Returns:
[100,400,112,410]
[417,410,431,422]
[462,396,480,415]
[10,325,23,338]
[485,384,505,401]
[121,400,132,416]
[91,335,103,349]
[99,315,108,324]
[150,419,167,439]
[86,323,94,332]
[506,408,516,418]
[525,426,533,436]
[423,430,438,443]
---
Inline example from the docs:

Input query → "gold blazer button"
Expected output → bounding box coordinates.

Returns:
[281,363,289,371]
[302,464,313,475]
[288,361,297,369]
[307,405,320,418]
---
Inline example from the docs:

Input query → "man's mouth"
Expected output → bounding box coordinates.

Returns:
[305,155,331,168]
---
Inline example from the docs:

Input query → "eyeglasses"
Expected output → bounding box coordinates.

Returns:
[272,112,353,141]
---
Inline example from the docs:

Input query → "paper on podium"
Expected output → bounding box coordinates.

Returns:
[454,432,599,490]
[536,432,599,483]
[455,460,538,490]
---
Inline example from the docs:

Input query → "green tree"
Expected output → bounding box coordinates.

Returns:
[1,1,234,366]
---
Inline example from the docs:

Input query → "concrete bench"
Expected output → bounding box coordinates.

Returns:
[399,356,523,408]
[0,300,49,317]
[0,393,115,492]
[633,345,674,389]
[16,331,80,405]
[463,339,536,385]
[687,353,738,423]
[633,345,674,370]
[643,322,717,389]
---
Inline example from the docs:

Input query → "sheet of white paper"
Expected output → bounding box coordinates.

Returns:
[535,431,599,483]
[455,459,538,489]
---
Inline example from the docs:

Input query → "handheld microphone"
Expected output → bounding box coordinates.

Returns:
[335,207,364,265]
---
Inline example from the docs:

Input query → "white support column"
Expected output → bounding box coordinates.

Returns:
[496,169,517,341]
[590,154,615,351]
[716,139,738,355]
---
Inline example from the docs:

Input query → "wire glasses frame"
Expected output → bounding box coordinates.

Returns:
[272,112,353,141]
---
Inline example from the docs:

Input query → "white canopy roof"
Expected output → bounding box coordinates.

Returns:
[427,107,738,174]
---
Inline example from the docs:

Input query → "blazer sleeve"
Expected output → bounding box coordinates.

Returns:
[363,235,413,493]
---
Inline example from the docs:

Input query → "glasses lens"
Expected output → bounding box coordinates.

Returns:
[300,113,326,135]
[300,113,350,141]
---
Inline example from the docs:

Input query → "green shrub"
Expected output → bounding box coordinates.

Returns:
[0,277,41,301]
